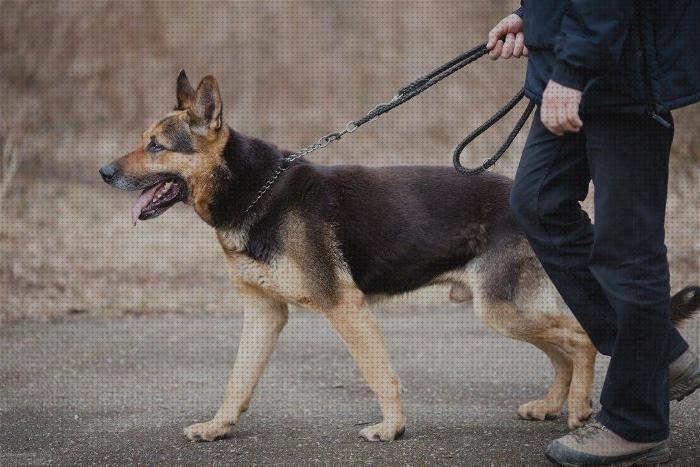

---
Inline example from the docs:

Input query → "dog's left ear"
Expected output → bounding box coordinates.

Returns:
[192,75,223,132]
[176,70,195,110]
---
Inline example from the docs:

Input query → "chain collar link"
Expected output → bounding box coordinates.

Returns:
[242,121,359,216]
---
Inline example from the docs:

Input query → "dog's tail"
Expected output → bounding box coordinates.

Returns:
[671,286,700,326]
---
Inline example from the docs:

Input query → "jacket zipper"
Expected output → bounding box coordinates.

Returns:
[636,5,672,129]
[649,112,672,129]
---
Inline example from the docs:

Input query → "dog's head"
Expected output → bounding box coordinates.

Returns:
[100,71,228,225]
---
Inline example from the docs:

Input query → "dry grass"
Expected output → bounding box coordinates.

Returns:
[1,0,698,322]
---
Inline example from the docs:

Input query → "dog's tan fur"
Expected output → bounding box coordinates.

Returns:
[106,72,600,443]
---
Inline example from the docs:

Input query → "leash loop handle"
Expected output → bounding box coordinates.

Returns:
[453,89,535,176]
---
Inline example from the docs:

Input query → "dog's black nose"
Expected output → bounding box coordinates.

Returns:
[99,164,118,183]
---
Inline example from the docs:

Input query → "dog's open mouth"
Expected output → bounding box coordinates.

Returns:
[131,178,185,225]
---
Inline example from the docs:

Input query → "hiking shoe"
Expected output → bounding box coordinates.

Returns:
[545,422,670,466]
[669,348,700,401]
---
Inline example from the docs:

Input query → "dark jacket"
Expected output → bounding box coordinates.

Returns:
[516,1,700,115]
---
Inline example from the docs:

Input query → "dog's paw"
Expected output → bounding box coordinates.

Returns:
[359,422,405,442]
[183,420,232,442]
[517,399,562,421]
[567,400,593,430]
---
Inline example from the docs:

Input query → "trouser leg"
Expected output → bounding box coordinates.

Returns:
[510,111,688,442]
[511,110,618,354]
[584,113,685,442]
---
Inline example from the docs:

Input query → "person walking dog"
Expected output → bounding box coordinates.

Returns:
[487,1,700,465]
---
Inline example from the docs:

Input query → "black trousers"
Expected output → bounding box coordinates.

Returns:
[510,109,688,442]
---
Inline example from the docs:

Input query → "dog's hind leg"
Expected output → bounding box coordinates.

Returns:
[517,341,572,422]
[520,322,595,429]
[184,289,288,442]
[323,296,405,442]
[470,289,582,426]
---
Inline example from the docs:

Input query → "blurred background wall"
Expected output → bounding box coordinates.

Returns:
[1,0,698,322]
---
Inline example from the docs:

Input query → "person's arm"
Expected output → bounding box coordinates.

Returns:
[551,0,633,91]
[542,1,633,136]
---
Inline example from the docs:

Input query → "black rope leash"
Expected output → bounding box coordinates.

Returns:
[453,88,535,175]
[351,42,490,128]
[243,42,533,216]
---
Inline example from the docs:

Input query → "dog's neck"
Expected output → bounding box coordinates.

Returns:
[206,127,290,231]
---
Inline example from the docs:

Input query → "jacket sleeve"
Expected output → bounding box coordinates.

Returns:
[551,0,633,91]
[514,1,524,18]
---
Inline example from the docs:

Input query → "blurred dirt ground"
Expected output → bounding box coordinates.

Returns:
[1,1,698,322]
[1,307,698,465]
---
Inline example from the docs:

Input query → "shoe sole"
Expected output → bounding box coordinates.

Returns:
[669,366,700,401]
[546,445,671,466]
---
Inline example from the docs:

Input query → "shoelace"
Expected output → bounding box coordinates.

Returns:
[571,422,608,443]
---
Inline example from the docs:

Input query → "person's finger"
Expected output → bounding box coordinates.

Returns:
[544,104,566,136]
[544,119,562,136]
[549,118,565,136]
[558,107,580,133]
[547,114,559,132]
[523,45,529,57]
[487,23,505,49]
[566,116,582,132]
[556,107,576,134]
[562,100,583,130]
[561,119,579,133]
[570,110,583,129]
[513,32,525,57]
[501,33,515,59]
[489,40,504,60]
[546,123,559,136]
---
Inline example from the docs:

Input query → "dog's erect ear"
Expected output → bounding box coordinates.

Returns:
[192,75,223,132]
[176,70,195,110]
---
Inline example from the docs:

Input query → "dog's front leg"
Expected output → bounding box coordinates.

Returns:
[184,293,288,442]
[324,302,405,441]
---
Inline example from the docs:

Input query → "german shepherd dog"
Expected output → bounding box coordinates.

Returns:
[100,72,700,442]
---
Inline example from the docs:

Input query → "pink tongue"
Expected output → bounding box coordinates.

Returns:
[131,182,164,225]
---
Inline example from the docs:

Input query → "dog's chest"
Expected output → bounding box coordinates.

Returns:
[216,228,320,307]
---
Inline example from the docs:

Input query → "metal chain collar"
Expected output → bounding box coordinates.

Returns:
[242,121,359,216]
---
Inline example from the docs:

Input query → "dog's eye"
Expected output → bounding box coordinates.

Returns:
[147,141,166,154]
